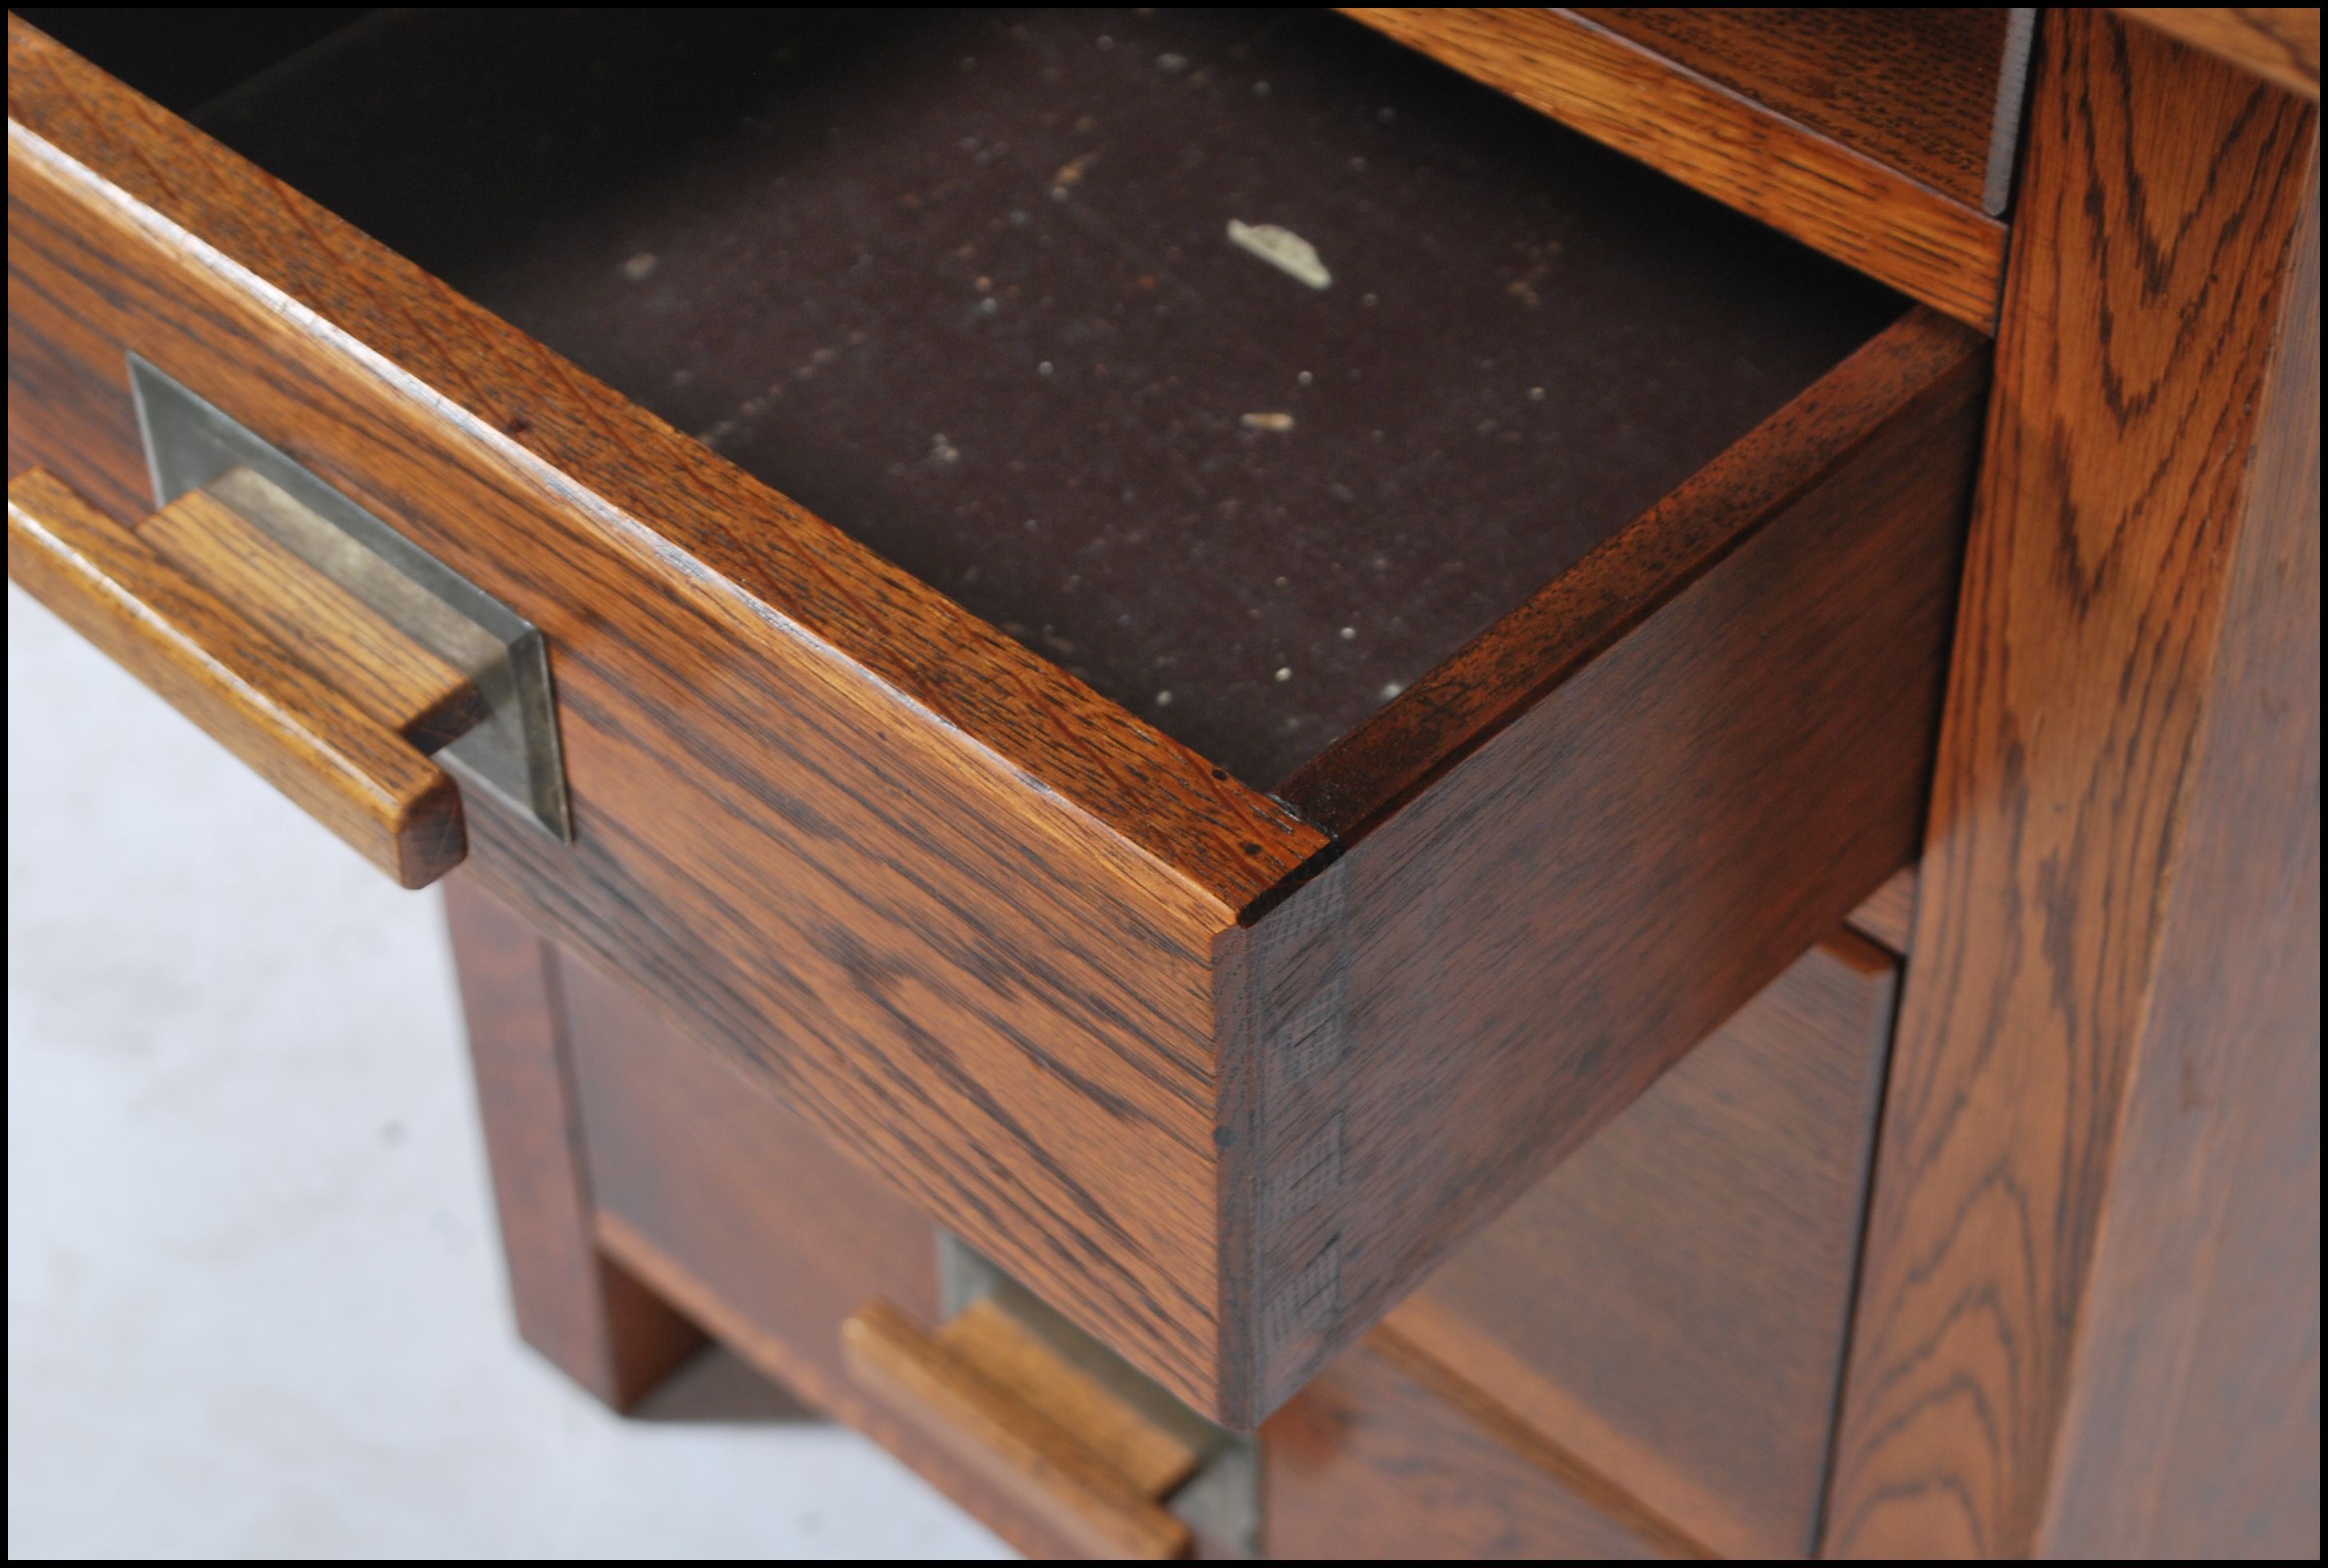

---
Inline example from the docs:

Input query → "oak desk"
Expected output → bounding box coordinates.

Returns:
[9,7,2317,1557]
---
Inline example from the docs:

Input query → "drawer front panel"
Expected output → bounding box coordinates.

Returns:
[575,921,1685,1563]
[1386,932,1902,1557]
[553,917,1898,1560]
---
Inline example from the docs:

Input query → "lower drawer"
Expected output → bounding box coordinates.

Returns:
[533,907,1897,1558]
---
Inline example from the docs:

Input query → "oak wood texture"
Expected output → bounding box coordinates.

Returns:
[7,15,1987,1423]
[1342,8,2009,328]
[516,883,1891,1561]
[1827,11,2323,1556]
[441,877,703,1408]
[1262,1332,1697,1559]
[1225,317,1983,1416]
[560,952,942,1422]
[2120,7,2322,97]
[844,1299,1196,1561]
[1578,9,2036,215]
[1846,864,1919,955]
[1384,932,1899,1558]
[5,16,1309,1416]
[2035,168,2319,1559]
[137,473,485,751]
[6,466,465,887]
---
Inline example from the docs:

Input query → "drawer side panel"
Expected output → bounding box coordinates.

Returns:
[1230,330,1984,1415]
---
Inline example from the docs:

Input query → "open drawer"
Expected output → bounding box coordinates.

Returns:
[6,9,1983,1423]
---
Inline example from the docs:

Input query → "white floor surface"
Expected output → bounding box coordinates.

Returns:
[7,581,1011,1559]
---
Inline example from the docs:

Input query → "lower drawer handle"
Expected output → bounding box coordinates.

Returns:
[841,1297,1198,1560]
[6,468,469,888]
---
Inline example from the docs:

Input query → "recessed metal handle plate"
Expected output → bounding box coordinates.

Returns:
[940,1234,1260,1558]
[131,355,571,842]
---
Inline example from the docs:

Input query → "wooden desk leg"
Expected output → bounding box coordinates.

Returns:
[1825,11,2321,1558]
[444,874,704,1408]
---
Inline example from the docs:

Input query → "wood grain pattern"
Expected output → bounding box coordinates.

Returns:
[441,877,703,1408]
[1262,1332,1698,1559]
[1847,865,1919,955]
[2120,7,2322,97]
[5,20,1307,1413]
[1579,9,2035,214]
[6,466,465,887]
[534,875,1903,1561]
[1384,932,1899,1558]
[1826,12,2322,1555]
[7,15,1989,1423]
[1342,8,2009,328]
[844,1300,1194,1561]
[137,477,485,750]
[603,1214,1077,1563]
[1226,318,1984,1417]
[2036,163,2318,1558]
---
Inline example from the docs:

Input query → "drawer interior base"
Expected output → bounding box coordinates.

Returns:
[112,6,1904,788]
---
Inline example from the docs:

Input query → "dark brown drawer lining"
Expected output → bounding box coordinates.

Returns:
[123,6,1900,789]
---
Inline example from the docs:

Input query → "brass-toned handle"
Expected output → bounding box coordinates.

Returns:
[842,1297,1198,1560]
[6,468,469,888]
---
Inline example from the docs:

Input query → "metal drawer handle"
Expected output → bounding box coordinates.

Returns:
[6,362,572,887]
[129,358,570,845]
[9,465,469,885]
